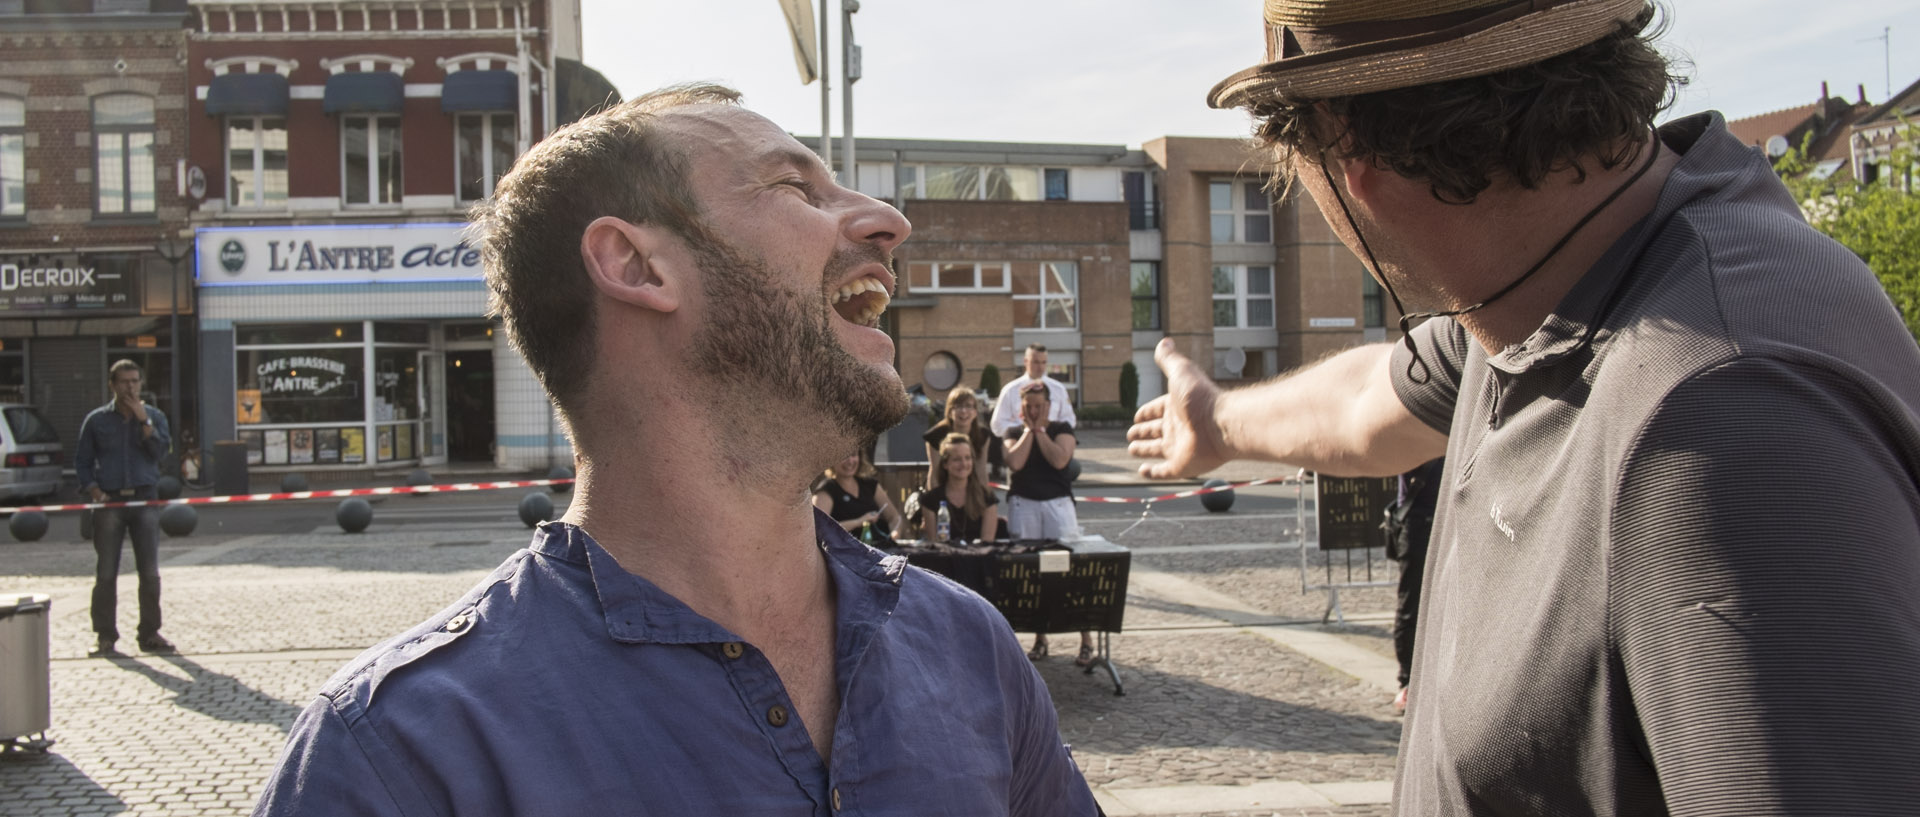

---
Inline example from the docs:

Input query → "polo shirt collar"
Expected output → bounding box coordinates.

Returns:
[1489,111,1739,374]
[528,517,906,649]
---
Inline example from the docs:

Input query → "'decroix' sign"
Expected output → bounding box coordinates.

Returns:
[196,224,484,286]
[0,257,140,313]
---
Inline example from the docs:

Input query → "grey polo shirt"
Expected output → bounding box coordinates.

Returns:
[1389,112,1920,815]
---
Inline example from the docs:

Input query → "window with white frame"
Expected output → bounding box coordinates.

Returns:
[904,261,1010,293]
[1209,178,1271,244]
[456,111,516,201]
[226,117,288,209]
[1213,265,1274,328]
[93,93,156,215]
[898,165,1040,201]
[342,114,402,205]
[1012,261,1078,330]
[0,96,22,218]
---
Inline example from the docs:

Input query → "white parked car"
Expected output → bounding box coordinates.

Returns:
[0,403,62,503]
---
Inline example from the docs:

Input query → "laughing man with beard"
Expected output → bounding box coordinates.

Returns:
[251,84,1099,817]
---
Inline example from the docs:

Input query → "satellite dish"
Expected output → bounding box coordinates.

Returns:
[1224,346,1248,376]
[1764,135,1790,158]
[186,165,207,200]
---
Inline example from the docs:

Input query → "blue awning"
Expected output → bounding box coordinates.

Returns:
[205,73,289,116]
[323,72,404,114]
[441,70,518,113]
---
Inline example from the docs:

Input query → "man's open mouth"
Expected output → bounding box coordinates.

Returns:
[832,278,891,327]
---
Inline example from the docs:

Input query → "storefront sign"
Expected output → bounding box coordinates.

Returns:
[0,255,143,313]
[197,223,483,286]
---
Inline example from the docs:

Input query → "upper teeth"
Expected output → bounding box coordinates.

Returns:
[833,278,891,326]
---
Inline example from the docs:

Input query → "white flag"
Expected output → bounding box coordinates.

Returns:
[777,0,819,85]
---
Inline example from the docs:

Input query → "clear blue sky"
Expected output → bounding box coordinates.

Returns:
[581,1,1920,148]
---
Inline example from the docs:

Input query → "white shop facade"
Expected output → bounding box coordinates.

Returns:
[193,222,569,472]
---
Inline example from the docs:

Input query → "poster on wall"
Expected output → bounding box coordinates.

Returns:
[263,430,289,465]
[395,424,413,461]
[340,428,365,464]
[316,429,341,464]
[289,429,315,465]
[241,430,264,465]
[236,389,263,424]
[376,427,394,462]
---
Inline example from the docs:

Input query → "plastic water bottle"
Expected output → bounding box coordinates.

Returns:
[936,502,952,543]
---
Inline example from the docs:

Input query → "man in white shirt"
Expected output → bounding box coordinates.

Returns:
[991,344,1076,437]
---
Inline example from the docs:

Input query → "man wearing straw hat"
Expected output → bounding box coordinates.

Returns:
[1131,1,1920,813]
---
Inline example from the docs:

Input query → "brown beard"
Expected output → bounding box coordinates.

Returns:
[687,234,908,441]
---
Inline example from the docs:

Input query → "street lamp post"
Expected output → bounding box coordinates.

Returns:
[841,0,859,184]
[155,232,189,452]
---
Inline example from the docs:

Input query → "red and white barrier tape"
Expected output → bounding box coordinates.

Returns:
[7,478,576,514]
[16,472,1300,516]
[987,475,1299,505]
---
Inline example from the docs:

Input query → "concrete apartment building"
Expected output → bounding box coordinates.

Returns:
[810,133,1388,419]
[181,0,610,472]
[0,0,197,449]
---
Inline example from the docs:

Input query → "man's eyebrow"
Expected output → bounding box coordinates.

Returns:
[758,147,828,177]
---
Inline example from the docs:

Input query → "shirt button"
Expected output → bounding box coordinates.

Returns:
[832,787,842,811]
[722,642,744,659]
[443,611,473,633]
[766,705,789,727]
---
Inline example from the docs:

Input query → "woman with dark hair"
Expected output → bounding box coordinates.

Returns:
[813,449,903,543]
[922,433,999,543]
[923,386,995,489]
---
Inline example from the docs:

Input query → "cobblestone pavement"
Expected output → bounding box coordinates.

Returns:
[2,449,1409,816]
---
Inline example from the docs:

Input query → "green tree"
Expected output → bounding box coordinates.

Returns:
[1777,121,1920,339]
[979,363,1001,400]
[1119,360,1140,412]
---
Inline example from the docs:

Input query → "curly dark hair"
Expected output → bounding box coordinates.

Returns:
[468,83,737,425]
[1248,6,1685,204]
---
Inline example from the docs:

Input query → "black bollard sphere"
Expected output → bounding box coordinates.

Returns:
[405,469,432,497]
[156,475,183,500]
[9,510,48,542]
[159,503,198,537]
[280,472,309,493]
[1199,478,1236,513]
[337,498,373,533]
[518,491,554,528]
[547,465,574,494]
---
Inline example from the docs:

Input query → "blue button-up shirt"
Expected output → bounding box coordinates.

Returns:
[253,516,1099,816]
[74,402,171,492]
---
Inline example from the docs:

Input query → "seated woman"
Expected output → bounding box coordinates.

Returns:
[922,433,1000,543]
[923,386,997,490]
[813,449,904,544]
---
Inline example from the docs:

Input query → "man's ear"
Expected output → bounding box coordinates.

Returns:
[580,216,682,314]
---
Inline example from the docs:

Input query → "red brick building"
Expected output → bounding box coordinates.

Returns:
[0,0,196,450]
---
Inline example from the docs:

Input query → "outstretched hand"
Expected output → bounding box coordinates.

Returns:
[1127,339,1230,479]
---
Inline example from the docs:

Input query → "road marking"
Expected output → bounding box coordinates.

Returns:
[163,534,279,567]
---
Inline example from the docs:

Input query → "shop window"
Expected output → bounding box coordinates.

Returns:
[238,323,363,345]
[93,93,156,216]
[226,117,288,209]
[443,322,496,343]
[1130,261,1161,331]
[904,261,1010,293]
[1209,178,1270,244]
[1213,265,1274,328]
[1011,261,1078,330]
[0,95,23,218]
[456,111,516,202]
[923,351,962,392]
[374,321,431,345]
[0,339,26,404]
[342,114,402,205]
[236,347,365,424]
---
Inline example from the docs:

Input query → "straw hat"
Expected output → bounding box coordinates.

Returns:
[1209,0,1650,109]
